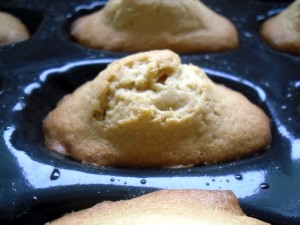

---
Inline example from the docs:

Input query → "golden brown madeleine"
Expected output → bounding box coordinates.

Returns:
[260,0,300,54]
[71,0,239,53]
[47,189,270,225]
[0,11,30,46]
[43,50,271,168]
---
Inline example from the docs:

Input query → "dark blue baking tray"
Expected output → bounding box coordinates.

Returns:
[0,0,299,224]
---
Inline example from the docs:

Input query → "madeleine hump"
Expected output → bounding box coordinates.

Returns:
[43,50,271,168]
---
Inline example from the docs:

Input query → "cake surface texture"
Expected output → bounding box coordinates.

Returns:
[71,0,239,53]
[43,50,271,168]
[260,0,300,54]
[0,11,30,46]
[47,189,270,225]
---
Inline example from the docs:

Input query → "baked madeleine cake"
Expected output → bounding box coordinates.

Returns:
[71,0,239,53]
[0,11,30,46]
[47,189,270,225]
[260,0,300,54]
[43,50,271,168]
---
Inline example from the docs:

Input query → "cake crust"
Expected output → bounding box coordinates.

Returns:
[47,190,270,225]
[0,12,30,46]
[260,0,300,54]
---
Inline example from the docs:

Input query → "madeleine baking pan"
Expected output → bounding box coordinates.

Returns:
[0,0,299,224]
